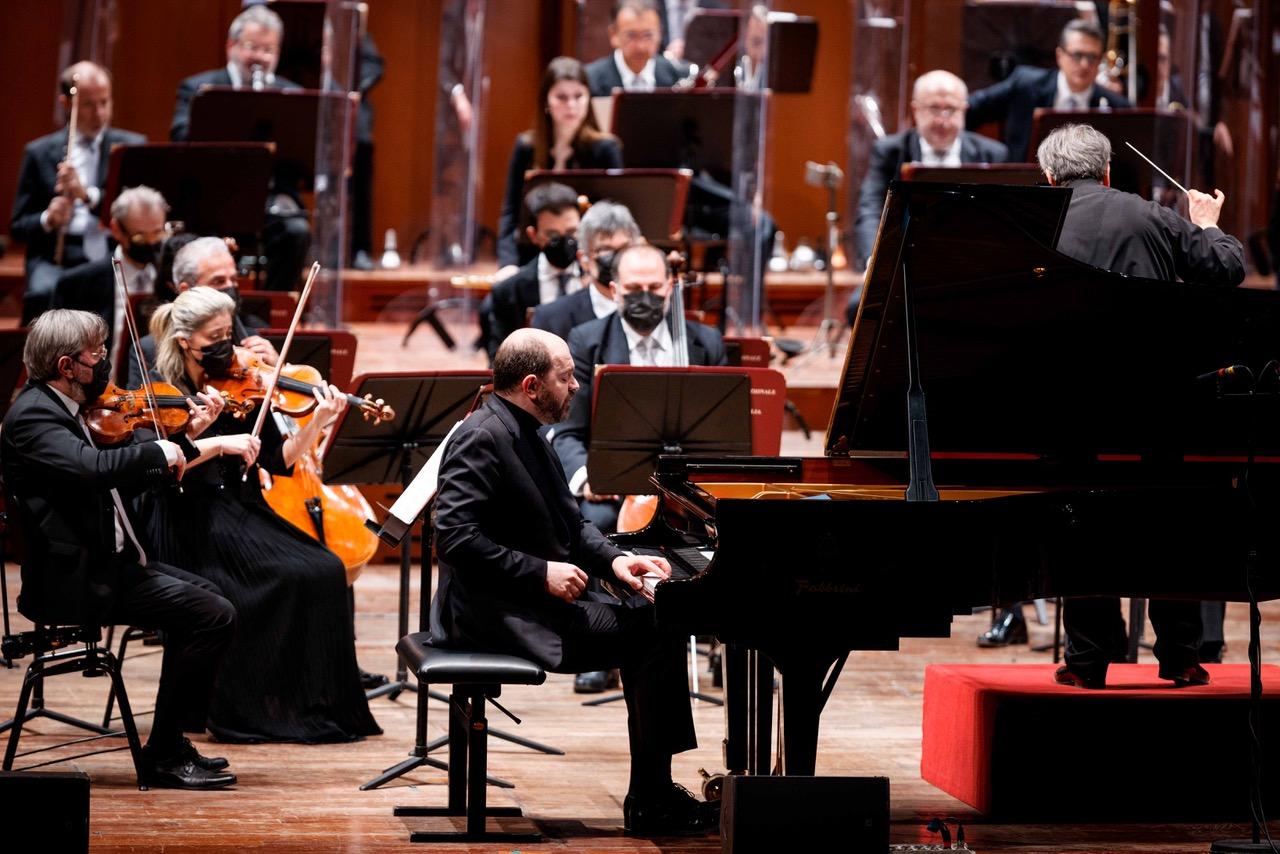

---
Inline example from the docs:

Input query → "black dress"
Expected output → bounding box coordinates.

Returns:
[141,382,381,743]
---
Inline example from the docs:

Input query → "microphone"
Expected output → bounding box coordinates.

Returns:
[250,64,266,91]
[1197,364,1248,382]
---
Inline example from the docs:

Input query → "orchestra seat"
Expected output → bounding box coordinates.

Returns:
[921,663,1280,820]
[391,633,545,844]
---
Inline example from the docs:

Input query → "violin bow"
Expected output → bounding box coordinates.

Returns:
[243,261,321,481]
[53,75,80,267]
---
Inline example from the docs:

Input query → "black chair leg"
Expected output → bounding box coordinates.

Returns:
[102,648,149,790]
[2,661,37,769]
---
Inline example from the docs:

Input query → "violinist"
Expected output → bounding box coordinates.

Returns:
[10,61,145,323]
[1,309,238,789]
[141,287,380,743]
[126,236,278,389]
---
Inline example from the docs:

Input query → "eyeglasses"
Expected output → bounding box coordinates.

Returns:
[71,345,107,367]
[618,29,658,44]
[1062,50,1102,66]
[916,105,964,118]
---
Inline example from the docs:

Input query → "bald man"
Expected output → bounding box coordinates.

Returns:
[11,61,146,323]
[431,328,717,836]
[854,69,1008,265]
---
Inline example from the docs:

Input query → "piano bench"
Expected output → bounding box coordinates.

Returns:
[392,633,546,844]
[921,663,1280,821]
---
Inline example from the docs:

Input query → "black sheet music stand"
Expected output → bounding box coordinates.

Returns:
[519,169,692,246]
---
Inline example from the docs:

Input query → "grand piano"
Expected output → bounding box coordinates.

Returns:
[612,180,1280,778]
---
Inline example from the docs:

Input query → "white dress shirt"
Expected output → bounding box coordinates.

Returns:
[918,135,963,167]
[588,284,617,319]
[41,127,108,261]
[613,50,657,91]
[1054,72,1092,110]
[226,61,276,89]
[620,315,675,367]
[537,254,582,305]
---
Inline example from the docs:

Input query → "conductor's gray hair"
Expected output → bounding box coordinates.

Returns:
[578,201,641,252]
[229,5,283,42]
[24,309,108,382]
[172,237,233,288]
[1036,123,1111,184]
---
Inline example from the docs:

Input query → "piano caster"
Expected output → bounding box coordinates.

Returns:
[698,768,725,802]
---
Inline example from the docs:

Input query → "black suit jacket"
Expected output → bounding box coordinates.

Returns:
[170,67,302,141]
[1056,179,1244,286]
[1,382,172,625]
[10,126,146,267]
[487,256,582,358]
[530,288,601,341]
[552,313,727,486]
[497,134,623,267]
[966,66,1131,162]
[431,395,624,668]
[584,53,684,97]
[854,129,1009,261]
[51,258,117,346]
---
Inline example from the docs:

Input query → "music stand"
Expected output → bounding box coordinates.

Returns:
[100,142,274,247]
[519,169,691,245]
[900,163,1044,186]
[259,328,357,389]
[764,15,819,94]
[610,90,749,182]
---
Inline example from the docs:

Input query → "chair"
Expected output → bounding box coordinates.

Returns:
[391,633,547,844]
[100,625,159,728]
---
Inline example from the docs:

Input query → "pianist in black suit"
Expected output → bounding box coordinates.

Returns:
[965,19,1131,163]
[1038,122,1245,689]
[855,70,1009,266]
[530,199,641,341]
[432,327,717,836]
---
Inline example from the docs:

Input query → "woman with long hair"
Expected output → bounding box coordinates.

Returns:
[141,287,380,744]
[495,55,622,274]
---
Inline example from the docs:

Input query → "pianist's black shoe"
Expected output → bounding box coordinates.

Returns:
[624,782,720,837]
[574,669,620,694]
[178,737,229,772]
[1054,664,1107,690]
[977,608,1027,647]
[1159,662,1212,687]
[143,746,237,790]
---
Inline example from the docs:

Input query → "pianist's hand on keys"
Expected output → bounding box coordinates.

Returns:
[612,554,671,604]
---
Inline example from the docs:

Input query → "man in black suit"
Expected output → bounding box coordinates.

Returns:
[531,200,641,341]
[485,183,582,359]
[552,242,727,536]
[966,19,1131,163]
[169,5,308,292]
[10,61,145,325]
[855,69,1010,264]
[2,309,237,788]
[53,186,170,368]
[585,0,685,96]
[432,326,717,836]
[1037,123,1243,690]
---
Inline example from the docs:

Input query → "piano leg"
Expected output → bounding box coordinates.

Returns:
[776,653,839,776]
[751,651,773,775]
[721,643,749,775]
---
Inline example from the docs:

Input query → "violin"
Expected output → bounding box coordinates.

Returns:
[83,381,236,446]
[207,346,395,424]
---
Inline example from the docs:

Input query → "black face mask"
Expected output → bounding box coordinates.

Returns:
[542,235,578,271]
[125,240,163,268]
[220,286,243,313]
[195,337,235,377]
[77,356,112,401]
[621,291,666,335]
[593,250,617,288]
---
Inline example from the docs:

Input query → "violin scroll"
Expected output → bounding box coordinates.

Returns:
[357,395,395,425]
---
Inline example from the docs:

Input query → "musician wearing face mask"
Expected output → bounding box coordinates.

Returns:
[552,243,726,536]
[140,287,381,744]
[486,182,584,359]
[52,186,170,367]
[125,236,278,389]
[10,61,146,324]
[532,201,641,341]
[1,309,239,789]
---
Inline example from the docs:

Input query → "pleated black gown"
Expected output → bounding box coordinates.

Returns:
[142,403,381,743]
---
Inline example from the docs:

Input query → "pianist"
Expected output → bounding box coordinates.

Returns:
[1037,122,1245,689]
[431,327,719,836]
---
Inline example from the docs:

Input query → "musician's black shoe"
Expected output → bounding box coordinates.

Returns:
[1159,662,1212,687]
[977,608,1027,647]
[177,737,229,772]
[144,748,237,790]
[1054,664,1107,690]
[624,782,720,837]
[574,669,620,694]
[360,668,390,691]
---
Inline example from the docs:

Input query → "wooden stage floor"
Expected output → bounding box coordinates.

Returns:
[2,318,1279,851]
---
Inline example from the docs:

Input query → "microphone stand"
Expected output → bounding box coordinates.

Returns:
[798,161,845,362]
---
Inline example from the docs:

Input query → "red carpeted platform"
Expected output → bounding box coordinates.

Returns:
[921,663,1280,820]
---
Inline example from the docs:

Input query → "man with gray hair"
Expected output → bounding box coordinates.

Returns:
[2,308,238,789]
[169,5,309,292]
[855,69,1009,264]
[532,200,642,341]
[1037,122,1243,692]
[53,185,171,362]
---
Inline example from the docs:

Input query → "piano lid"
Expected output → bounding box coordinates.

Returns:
[825,180,1280,461]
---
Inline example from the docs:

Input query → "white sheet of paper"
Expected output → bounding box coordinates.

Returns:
[386,419,465,527]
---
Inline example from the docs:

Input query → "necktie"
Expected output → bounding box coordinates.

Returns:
[635,336,656,367]
[80,417,148,564]
[556,271,570,297]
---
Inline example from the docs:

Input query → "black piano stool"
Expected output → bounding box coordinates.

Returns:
[392,634,546,844]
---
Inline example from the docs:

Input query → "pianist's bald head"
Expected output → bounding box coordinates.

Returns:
[494,329,579,424]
